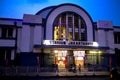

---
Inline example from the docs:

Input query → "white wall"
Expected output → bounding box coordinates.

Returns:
[0,20,15,25]
[0,40,15,47]
[107,30,115,54]
[20,14,42,52]
[96,20,115,54]
[97,30,107,46]
[17,28,22,53]
[21,25,31,52]
[34,25,43,45]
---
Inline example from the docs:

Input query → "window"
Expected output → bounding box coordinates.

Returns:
[8,28,13,38]
[1,27,14,38]
[0,49,12,66]
[114,32,120,44]
[1,28,7,38]
[53,12,87,41]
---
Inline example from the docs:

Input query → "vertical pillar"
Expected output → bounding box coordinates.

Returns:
[54,56,56,64]
[72,14,75,40]
[110,55,112,69]
[37,56,40,67]
[0,28,1,37]
[65,56,68,69]
[68,50,74,66]
[79,18,81,40]
[59,16,62,39]
[66,13,68,40]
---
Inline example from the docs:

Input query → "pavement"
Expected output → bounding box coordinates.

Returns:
[0,70,110,80]
[3,70,109,77]
[0,67,110,77]
[36,71,109,77]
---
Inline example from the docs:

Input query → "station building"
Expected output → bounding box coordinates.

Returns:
[0,3,120,69]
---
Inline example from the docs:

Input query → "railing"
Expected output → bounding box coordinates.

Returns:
[43,40,99,47]
[0,66,109,76]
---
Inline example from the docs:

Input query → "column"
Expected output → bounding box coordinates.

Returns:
[66,13,68,40]
[59,16,62,39]
[79,18,81,40]
[72,14,75,40]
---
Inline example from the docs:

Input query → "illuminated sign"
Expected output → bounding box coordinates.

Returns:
[43,40,99,47]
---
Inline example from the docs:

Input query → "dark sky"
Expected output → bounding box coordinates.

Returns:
[0,0,120,26]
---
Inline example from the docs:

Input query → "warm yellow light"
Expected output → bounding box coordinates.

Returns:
[89,51,97,53]
[62,57,65,60]
[58,57,61,60]
[89,50,102,54]
[54,50,58,53]
[98,51,102,53]
[59,61,64,65]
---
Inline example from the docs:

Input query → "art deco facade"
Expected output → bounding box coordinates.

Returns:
[0,3,120,69]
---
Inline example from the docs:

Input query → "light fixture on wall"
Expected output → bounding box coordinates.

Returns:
[93,42,99,47]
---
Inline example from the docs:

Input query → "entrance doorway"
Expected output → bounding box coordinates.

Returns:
[74,51,85,67]
[75,56,84,67]
[54,50,67,68]
[55,56,66,68]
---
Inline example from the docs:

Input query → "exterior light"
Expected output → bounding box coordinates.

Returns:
[98,51,102,53]
[58,57,60,60]
[89,50,102,54]
[62,57,65,60]
[89,51,97,53]
[54,50,58,53]
[93,42,99,47]
[43,40,50,45]
[64,50,67,53]
[77,57,83,60]
[62,50,67,56]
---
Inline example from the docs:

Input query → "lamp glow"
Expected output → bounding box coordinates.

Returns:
[43,40,50,45]
[93,42,99,47]
[54,50,58,53]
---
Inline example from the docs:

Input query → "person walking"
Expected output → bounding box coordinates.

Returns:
[78,64,81,73]
[55,64,59,76]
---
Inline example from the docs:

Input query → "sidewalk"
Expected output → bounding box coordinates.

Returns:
[37,71,109,77]
[0,67,110,77]
[8,71,109,77]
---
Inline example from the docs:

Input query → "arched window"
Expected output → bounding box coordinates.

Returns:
[53,12,87,41]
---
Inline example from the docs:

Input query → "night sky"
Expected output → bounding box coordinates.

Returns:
[0,0,120,26]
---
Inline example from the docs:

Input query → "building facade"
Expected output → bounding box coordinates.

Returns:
[0,3,120,69]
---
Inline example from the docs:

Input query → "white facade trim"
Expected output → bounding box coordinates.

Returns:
[0,39,15,47]
[46,5,93,41]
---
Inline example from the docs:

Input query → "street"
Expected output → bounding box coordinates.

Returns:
[0,76,110,80]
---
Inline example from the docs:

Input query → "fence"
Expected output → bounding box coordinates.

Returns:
[0,66,109,76]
